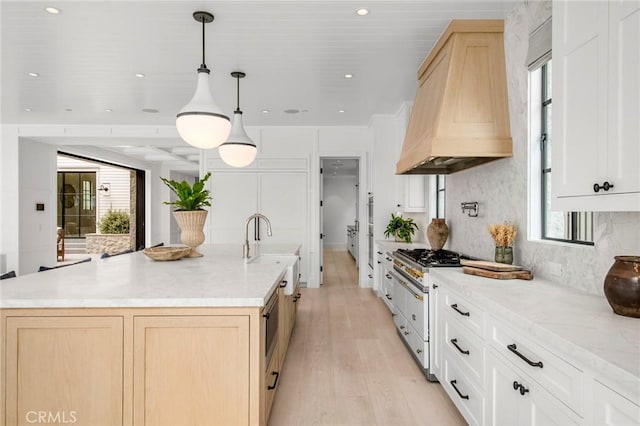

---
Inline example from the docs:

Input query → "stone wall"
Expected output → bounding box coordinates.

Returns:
[86,233,132,255]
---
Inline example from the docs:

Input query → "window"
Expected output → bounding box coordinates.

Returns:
[537,62,593,244]
[435,175,445,219]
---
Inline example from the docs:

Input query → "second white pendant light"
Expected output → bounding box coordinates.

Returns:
[219,71,257,167]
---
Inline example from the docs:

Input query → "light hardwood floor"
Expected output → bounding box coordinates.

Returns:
[269,249,466,426]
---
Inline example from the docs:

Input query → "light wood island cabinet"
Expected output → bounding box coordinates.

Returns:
[0,244,302,426]
[1,305,284,426]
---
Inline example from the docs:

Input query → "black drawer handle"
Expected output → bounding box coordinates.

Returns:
[385,294,392,300]
[513,381,530,396]
[450,338,470,355]
[267,371,280,390]
[279,280,287,288]
[450,380,469,400]
[377,251,383,255]
[385,274,392,280]
[262,313,270,319]
[507,344,544,368]
[451,303,470,317]
[411,314,416,321]
[433,284,438,289]
[293,297,298,303]
[593,181,614,192]
[377,261,381,264]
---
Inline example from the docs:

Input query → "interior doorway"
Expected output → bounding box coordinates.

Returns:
[320,157,360,286]
[57,153,145,254]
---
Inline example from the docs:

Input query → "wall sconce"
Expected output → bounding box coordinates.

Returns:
[461,201,478,217]
[98,183,110,194]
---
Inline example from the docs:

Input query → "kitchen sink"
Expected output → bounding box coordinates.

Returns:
[247,254,299,295]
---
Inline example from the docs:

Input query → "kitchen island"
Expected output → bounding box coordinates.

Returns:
[0,243,301,426]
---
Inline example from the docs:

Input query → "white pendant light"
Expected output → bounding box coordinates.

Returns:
[219,71,257,167]
[176,11,230,149]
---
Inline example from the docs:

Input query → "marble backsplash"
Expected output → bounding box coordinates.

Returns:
[445,1,640,296]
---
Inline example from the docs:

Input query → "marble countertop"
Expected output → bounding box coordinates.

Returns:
[430,268,640,400]
[0,243,301,309]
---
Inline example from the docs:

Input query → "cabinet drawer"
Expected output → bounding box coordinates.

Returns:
[591,379,640,425]
[405,321,428,369]
[392,279,407,318]
[443,311,485,386]
[394,308,406,333]
[443,290,485,338]
[488,316,583,415]
[405,282,426,339]
[265,343,280,424]
[443,356,484,426]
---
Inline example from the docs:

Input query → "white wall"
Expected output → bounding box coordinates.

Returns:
[322,175,357,249]
[444,0,640,296]
[18,139,57,274]
[0,126,20,274]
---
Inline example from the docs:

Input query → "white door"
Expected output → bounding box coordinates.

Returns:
[208,172,258,243]
[319,167,324,285]
[259,172,308,280]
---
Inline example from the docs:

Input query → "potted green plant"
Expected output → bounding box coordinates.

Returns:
[384,213,419,243]
[160,172,212,257]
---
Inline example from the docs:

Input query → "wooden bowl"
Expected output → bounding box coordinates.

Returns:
[143,246,192,261]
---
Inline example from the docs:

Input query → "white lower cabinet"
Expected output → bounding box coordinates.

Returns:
[590,380,640,425]
[486,349,580,426]
[435,276,638,426]
[443,356,485,425]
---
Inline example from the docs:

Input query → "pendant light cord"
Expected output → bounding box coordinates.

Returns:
[235,76,241,113]
[200,16,207,70]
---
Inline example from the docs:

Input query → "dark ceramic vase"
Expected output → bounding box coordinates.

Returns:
[604,256,640,318]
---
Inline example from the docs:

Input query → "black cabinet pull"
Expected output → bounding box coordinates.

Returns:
[593,181,614,193]
[450,338,470,355]
[450,380,469,400]
[507,344,544,368]
[297,293,301,297]
[451,303,470,317]
[263,313,270,319]
[279,280,287,288]
[386,274,392,280]
[377,251,383,255]
[513,381,530,396]
[411,314,416,321]
[433,284,438,289]
[385,294,392,300]
[377,261,381,264]
[267,371,280,390]
[368,274,373,278]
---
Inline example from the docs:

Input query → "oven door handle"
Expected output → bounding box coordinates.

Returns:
[389,271,424,301]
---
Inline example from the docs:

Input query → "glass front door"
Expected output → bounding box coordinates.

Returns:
[57,172,96,237]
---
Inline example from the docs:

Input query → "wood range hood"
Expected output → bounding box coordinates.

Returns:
[397,20,512,175]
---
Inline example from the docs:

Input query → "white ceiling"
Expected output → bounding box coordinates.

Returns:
[1,0,517,129]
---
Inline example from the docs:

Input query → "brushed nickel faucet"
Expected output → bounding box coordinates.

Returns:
[243,213,273,258]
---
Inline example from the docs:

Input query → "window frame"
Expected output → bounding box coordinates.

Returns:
[537,62,594,246]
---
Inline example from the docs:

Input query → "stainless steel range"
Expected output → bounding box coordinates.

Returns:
[389,248,472,382]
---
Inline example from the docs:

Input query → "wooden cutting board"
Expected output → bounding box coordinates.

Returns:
[463,266,533,280]
[460,259,524,272]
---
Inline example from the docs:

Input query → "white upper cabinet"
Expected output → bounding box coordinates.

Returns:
[553,1,640,211]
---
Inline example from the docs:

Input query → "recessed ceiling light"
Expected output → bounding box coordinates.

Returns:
[65,108,72,112]
[344,74,353,79]
[141,108,158,113]
[338,109,345,113]
[262,109,270,114]
[44,7,60,14]
[284,109,300,114]
[28,72,39,77]
[356,8,369,16]
[135,73,145,78]
[24,108,32,112]
[105,109,113,113]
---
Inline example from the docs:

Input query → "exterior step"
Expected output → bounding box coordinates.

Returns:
[63,239,86,255]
